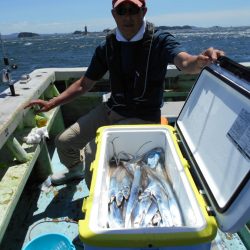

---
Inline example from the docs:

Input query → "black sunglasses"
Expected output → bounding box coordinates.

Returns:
[115,5,142,16]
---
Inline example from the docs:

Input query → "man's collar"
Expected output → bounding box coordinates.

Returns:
[115,19,146,42]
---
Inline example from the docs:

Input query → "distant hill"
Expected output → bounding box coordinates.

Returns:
[1,25,250,39]
[156,25,193,30]
[1,33,19,39]
[18,32,40,38]
[73,30,84,35]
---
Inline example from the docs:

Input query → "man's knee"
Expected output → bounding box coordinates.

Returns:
[55,125,79,148]
[54,130,65,149]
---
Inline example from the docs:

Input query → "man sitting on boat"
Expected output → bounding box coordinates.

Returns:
[25,0,225,185]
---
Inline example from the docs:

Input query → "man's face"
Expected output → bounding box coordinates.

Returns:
[112,2,147,40]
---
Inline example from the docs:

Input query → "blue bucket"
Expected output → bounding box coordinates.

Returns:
[23,233,76,250]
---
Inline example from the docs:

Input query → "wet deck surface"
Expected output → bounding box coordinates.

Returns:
[0,149,247,250]
[0,148,88,250]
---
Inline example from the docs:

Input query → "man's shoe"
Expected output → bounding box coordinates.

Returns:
[51,164,85,185]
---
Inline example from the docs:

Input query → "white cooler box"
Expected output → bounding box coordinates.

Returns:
[79,57,250,249]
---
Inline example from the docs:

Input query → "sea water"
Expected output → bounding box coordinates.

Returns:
[1,26,250,81]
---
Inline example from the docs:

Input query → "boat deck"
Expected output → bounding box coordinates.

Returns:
[0,66,249,249]
[1,149,87,249]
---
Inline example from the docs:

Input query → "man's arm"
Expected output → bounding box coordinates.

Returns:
[174,47,225,74]
[24,76,96,112]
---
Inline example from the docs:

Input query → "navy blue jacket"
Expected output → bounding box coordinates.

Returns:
[85,22,184,122]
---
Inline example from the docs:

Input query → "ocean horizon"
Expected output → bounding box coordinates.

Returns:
[1,26,250,81]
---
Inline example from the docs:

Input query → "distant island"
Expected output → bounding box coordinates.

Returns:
[18,32,40,38]
[156,25,193,30]
[73,26,88,35]
[1,25,249,39]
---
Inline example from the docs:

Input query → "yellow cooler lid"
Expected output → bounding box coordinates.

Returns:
[176,57,250,233]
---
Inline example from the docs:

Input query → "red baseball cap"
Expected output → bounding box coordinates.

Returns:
[112,0,146,8]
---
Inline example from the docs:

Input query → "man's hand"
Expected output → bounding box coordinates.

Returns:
[174,48,225,74]
[24,98,56,113]
[197,47,225,69]
[24,76,96,114]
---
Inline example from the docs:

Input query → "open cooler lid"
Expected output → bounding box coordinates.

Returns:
[176,57,250,232]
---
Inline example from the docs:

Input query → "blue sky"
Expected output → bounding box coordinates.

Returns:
[1,0,250,34]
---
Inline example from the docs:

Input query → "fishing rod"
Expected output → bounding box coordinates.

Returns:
[0,32,18,96]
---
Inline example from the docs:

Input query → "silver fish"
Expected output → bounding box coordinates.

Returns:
[108,175,117,203]
[116,166,132,206]
[157,173,183,226]
[132,175,156,228]
[142,147,165,169]
[116,189,124,207]
[122,161,135,175]
[151,183,174,227]
[141,199,159,227]
[108,200,125,228]
[133,188,153,228]
[109,165,129,206]
[165,187,183,227]
[121,174,132,200]
[146,167,183,227]
[131,199,140,228]
[124,164,142,228]
[108,165,121,204]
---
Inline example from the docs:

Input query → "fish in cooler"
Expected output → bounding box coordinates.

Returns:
[106,146,184,229]
[124,164,142,228]
[108,200,125,228]
[133,186,153,228]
